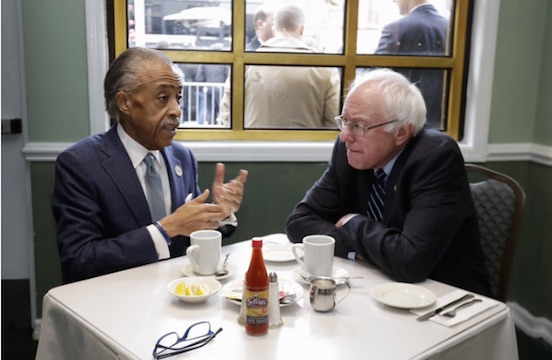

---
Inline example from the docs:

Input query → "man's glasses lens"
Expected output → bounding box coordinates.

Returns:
[335,116,364,136]
[335,116,398,136]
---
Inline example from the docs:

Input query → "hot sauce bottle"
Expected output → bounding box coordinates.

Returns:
[244,237,269,336]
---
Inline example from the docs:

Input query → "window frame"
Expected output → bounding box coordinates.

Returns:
[111,0,470,141]
[84,0,499,162]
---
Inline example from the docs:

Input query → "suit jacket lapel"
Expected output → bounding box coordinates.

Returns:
[383,128,425,222]
[161,147,186,212]
[99,127,151,225]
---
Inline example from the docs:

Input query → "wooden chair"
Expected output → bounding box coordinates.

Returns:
[465,164,526,301]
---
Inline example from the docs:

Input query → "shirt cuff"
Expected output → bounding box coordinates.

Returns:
[218,212,237,227]
[340,213,358,226]
[147,224,170,260]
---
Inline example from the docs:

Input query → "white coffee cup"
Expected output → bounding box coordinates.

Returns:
[291,235,335,277]
[186,230,222,275]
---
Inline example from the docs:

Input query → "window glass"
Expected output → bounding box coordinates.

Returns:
[242,65,342,129]
[357,0,453,56]
[128,0,232,50]
[174,63,231,128]
[245,0,344,54]
[116,0,469,141]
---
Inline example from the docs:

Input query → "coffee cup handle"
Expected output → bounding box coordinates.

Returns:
[291,244,305,269]
[186,244,200,270]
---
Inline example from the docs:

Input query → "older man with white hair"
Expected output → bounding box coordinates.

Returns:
[286,68,491,296]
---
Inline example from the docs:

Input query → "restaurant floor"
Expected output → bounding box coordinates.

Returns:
[2,279,551,359]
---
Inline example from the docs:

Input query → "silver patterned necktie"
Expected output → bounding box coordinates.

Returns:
[143,153,166,222]
[367,169,386,223]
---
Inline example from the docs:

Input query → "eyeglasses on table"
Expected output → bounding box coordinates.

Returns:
[152,321,223,359]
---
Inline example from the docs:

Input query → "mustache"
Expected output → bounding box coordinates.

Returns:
[161,118,180,128]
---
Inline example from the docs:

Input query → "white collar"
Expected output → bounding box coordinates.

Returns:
[116,123,162,169]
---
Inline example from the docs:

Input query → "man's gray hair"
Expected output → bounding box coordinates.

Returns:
[349,68,427,135]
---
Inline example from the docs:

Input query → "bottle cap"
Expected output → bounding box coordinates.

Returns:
[269,272,278,283]
[252,237,263,248]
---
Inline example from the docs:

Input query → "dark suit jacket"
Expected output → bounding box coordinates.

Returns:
[52,126,216,282]
[286,127,491,295]
[375,4,449,128]
[245,36,262,51]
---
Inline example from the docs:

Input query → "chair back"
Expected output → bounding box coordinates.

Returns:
[465,164,526,301]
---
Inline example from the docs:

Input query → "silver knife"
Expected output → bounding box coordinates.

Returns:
[416,293,474,321]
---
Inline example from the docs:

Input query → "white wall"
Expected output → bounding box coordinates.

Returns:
[1,0,33,279]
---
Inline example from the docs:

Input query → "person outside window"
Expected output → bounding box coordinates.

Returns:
[374,0,449,128]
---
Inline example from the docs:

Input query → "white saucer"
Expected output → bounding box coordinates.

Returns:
[371,282,436,309]
[256,233,297,263]
[181,261,237,281]
[292,266,350,285]
[263,244,296,262]
[220,278,304,308]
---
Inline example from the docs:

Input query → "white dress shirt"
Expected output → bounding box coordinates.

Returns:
[117,124,171,259]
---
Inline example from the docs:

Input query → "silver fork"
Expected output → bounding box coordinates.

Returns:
[441,299,482,318]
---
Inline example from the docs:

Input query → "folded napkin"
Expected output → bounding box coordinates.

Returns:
[411,289,498,327]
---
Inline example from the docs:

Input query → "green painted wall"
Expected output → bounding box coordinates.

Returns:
[24,0,552,321]
[480,163,552,318]
[489,0,552,145]
[31,164,59,316]
[533,4,552,146]
[22,0,89,142]
[488,0,547,144]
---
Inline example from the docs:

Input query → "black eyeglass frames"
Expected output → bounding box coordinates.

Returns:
[153,321,223,359]
[335,115,398,136]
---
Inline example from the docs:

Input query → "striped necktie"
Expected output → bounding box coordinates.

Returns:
[367,169,386,223]
[143,153,166,222]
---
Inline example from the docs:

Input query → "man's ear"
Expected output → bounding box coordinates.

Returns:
[115,91,131,116]
[395,123,414,147]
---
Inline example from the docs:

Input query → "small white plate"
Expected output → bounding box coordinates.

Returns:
[371,282,436,309]
[259,234,298,263]
[167,277,221,304]
[263,245,296,262]
[181,261,237,281]
[220,278,304,308]
[292,266,350,285]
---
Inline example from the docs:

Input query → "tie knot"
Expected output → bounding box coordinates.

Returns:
[375,169,386,181]
[144,153,156,168]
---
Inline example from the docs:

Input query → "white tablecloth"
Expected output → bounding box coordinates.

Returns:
[36,240,518,360]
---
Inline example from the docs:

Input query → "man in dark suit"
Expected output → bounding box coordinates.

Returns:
[375,0,449,129]
[51,47,248,282]
[245,4,275,51]
[286,68,490,295]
